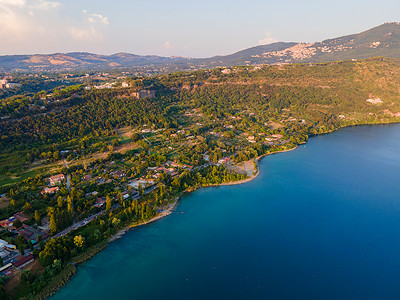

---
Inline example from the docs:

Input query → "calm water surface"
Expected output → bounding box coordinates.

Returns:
[53,125,400,300]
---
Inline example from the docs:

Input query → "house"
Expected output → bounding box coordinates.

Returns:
[155,166,168,173]
[18,228,34,240]
[41,187,59,195]
[0,220,11,228]
[6,83,21,89]
[152,173,162,179]
[83,175,92,181]
[110,170,126,179]
[0,239,16,252]
[366,98,383,104]
[13,254,34,269]
[170,162,180,168]
[131,189,139,198]
[14,212,28,223]
[218,157,231,164]
[271,134,283,139]
[132,90,156,99]
[0,240,7,250]
[48,174,65,186]
[247,136,256,143]
[128,179,155,189]
[0,263,12,274]
[94,197,106,208]
[18,225,48,242]
[0,79,7,89]
[0,213,28,231]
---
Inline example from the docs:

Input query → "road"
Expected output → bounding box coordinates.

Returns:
[63,159,71,192]
[142,135,151,155]
[52,184,158,239]
[53,204,119,238]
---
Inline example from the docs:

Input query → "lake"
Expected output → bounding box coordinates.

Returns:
[52,124,400,299]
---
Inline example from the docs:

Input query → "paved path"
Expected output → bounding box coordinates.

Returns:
[52,184,158,239]
[63,159,71,192]
[142,135,151,155]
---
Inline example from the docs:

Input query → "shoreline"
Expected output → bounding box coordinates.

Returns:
[109,199,179,242]
[109,145,299,242]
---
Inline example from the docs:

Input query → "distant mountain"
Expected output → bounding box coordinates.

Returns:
[198,22,400,66]
[0,52,187,71]
[1,23,400,71]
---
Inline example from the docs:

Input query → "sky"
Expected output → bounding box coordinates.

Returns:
[0,0,399,57]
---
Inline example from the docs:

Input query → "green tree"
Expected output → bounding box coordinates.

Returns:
[138,183,144,196]
[50,212,57,235]
[106,195,112,212]
[57,196,63,208]
[13,219,22,229]
[23,202,32,213]
[74,235,85,248]
[112,217,121,227]
[118,191,123,204]
[67,196,73,213]
[131,132,141,142]
[35,210,41,225]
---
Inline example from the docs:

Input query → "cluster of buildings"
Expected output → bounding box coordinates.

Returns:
[264,134,283,145]
[0,240,35,275]
[0,78,21,89]
[85,81,130,90]
[366,98,383,104]
[0,211,49,274]
[0,212,48,240]
[41,173,66,195]
[0,212,28,231]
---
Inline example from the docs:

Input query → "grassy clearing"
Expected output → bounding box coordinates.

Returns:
[0,169,40,187]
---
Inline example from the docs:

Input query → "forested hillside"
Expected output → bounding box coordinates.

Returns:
[1,57,400,185]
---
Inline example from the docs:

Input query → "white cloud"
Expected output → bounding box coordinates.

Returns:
[163,41,172,49]
[69,10,110,41]
[0,1,109,54]
[85,11,109,25]
[258,31,279,45]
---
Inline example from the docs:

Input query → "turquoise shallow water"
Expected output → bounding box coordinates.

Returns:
[52,124,400,300]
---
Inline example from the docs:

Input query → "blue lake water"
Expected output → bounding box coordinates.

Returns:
[52,124,400,300]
